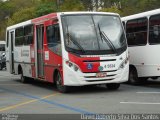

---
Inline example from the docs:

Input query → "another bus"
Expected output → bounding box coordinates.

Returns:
[122,9,160,84]
[0,41,5,55]
[6,12,129,92]
[0,41,6,70]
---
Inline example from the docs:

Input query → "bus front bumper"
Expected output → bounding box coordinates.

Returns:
[63,63,129,86]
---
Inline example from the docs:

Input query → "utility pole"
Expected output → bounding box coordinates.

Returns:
[56,0,64,10]
[56,0,60,9]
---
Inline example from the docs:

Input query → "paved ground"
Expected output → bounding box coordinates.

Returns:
[0,70,160,119]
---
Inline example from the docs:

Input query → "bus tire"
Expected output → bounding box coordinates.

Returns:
[20,70,27,83]
[106,83,120,90]
[55,71,70,93]
[129,67,139,85]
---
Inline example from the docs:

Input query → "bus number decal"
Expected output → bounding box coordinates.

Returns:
[104,64,116,69]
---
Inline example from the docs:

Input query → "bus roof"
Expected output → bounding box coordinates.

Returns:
[7,11,120,30]
[7,20,32,31]
[122,9,160,21]
[32,11,120,24]
[58,11,119,16]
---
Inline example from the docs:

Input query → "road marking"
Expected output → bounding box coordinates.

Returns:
[137,92,160,94]
[0,87,94,114]
[0,93,60,112]
[120,102,160,105]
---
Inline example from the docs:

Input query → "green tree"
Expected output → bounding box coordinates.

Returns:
[100,6,122,15]
[1,0,160,40]
[81,0,93,11]
[7,7,36,26]
[35,1,57,17]
[60,0,85,11]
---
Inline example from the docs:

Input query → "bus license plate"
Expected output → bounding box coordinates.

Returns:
[96,72,107,78]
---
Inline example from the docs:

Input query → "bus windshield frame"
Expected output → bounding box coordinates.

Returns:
[61,14,127,55]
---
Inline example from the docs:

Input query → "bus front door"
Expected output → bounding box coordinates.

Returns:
[9,31,14,74]
[36,25,44,78]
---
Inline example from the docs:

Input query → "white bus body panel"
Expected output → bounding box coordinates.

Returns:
[122,9,160,78]
[6,20,32,75]
[129,45,160,77]
[14,46,32,77]
[63,51,129,86]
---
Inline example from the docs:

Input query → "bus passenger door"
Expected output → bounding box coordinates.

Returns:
[9,31,15,74]
[36,25,44,78]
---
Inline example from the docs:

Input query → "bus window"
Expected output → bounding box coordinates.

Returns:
[15,27,24,46]
[0,44,5,51]
[126,18,148,46]
[24,25,33,45]
[46,24,61,56]
[149,14,160,44]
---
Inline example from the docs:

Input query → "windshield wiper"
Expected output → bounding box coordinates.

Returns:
[97,24,117,53]
[66,33,85,53]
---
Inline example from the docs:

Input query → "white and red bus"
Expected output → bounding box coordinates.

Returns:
[6,12,129,92]
[122,9,160,84]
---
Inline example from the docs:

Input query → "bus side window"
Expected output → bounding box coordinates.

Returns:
[0,44,5,51]
[24,25,34,45]
[46,24,61,56]
[126,18,147,46]
[149,14,160,45]
[15,27,24,46]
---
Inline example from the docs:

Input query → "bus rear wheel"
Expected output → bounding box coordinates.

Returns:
[55,71,70,93]
[20,70,27,83]
[106,83,120,90]
[129,67,139,85]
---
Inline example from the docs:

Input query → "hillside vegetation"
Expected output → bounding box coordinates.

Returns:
[0,0,160,40]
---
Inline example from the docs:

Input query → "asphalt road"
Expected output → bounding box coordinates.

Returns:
[0,70,160,120]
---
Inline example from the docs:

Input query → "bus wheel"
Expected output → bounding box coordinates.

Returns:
[106,83,120,90]
[129,67,139,85]
[55,71,69,93]
[20,70,27,83]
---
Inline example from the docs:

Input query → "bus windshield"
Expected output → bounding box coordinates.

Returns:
[62,14,127,55]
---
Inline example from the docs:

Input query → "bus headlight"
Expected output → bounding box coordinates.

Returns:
[65,60,80,72]
[119,57,129,69]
